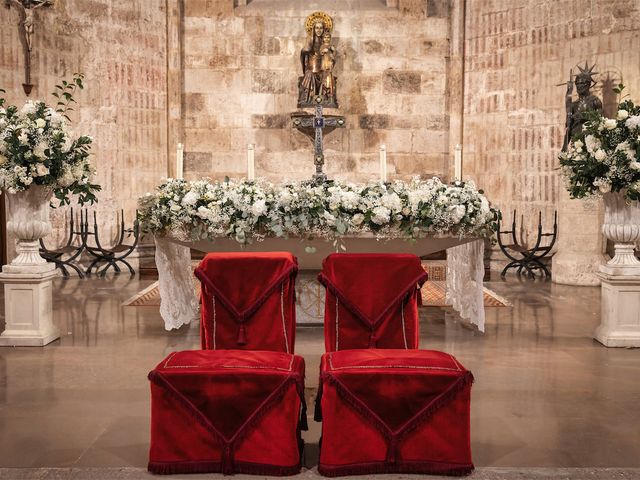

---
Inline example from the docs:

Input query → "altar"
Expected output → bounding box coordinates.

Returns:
[154,235,487,333]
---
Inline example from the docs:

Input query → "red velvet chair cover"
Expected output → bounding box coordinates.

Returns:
[195,252,298,353]
[148,349,307,476]
[316,349,473,477]
[318,253,428,351]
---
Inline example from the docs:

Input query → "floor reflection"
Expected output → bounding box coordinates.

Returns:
[0,274,639,469]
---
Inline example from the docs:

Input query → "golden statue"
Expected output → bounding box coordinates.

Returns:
[298,12,338,108]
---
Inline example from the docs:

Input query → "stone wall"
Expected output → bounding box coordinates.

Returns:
[1,0,168,257]
[180,0,452,183]
[462,0,640,272]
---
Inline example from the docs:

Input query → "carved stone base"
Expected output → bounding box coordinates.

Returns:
[594,271,640,348]
[0,269,60,347]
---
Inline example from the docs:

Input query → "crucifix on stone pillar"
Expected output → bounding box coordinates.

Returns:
[5,0,53,96]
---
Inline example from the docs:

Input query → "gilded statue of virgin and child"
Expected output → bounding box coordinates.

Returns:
[298,12,338,108]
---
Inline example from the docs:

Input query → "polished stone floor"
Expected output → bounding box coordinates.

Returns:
[0,275,639,471]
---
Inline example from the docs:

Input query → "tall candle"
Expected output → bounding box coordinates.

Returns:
[176,143,184,179]
[454,144,462,182]
[379,144,387,183]
[247,144,255,181]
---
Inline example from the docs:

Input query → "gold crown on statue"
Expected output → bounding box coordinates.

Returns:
[305,11,333,34]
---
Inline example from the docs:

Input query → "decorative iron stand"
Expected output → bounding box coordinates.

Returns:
[39,209,139,277]
[497,210,558,279]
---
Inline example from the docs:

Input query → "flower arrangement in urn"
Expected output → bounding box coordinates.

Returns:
[559,84,640,200]
[0,74,100,272]
[559,84,640,274]
[0,74,100,204]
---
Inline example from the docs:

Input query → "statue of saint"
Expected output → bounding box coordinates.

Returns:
[298,12,338,108]
[562,62,602,150]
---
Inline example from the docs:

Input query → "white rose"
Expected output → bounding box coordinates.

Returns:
[35,118,46,128]
[18,132,28,145]
[617,109,629,120]
[449,204,466,223]
[625,115,640,130]
[20,101,36,115]
[574,140,584,150]
[33,141,48,160]
[630,161,640,171]
[371,206,391,225]
[594,149,607,161]
[604,118,617,130]
[351,213,365,226]
[181,191,199,206]
[251,199,267,217]
[585,134,600,153]
[35,163,49,177]
[170,203,181,212]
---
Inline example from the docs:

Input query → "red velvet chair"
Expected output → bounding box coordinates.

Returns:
[317,253,428,351]
[195,252,298,353]
[148,349,307,475]
[316,349,474,476]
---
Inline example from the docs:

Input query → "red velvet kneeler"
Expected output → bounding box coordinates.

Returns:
[195,252,298,353]
[317,253,428,351]
[316,349,474,477]
[148,350,307,476]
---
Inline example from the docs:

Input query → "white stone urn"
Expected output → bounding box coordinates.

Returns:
[600,191,640,276]
[3,184,55,274]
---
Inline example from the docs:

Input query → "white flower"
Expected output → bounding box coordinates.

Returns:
[181,191,199,206]
[351,213,365,226]
[58,168,75,187]
[617,109,629,120]
[35,118,46,128]
[449,204,466,223]
[594,149,607,161]
[630,161,640,171]
[251,199,267,217]
[574,140,584,151]
[380,192,402,212]
[35,164,49,177]
[0,154,6,165]
[625,115,640,130]
[604,118,617,130]
[20,101,36,115]
[170,203,181,212]
[371,206,391,225]
[33,141,48,160]
[585,135,600,153]
[18,131,28,145]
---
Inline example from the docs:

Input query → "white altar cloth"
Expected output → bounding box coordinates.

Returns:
[154,236,486,332]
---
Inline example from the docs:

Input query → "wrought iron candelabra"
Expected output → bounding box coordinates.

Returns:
[497,210,558,279]
[39,209,139,277]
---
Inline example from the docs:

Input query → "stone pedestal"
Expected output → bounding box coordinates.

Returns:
[552,189,605,286]
[0,263,60,347]
[594,272,640,348]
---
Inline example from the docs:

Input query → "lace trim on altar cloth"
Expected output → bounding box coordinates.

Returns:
[446,239,485,332]
[155,237,200,330]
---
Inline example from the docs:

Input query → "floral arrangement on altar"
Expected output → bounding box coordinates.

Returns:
[560,85,640,201]
[138,177,498,244]
[0,74,100,205]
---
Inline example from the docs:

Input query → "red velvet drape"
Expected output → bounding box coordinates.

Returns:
[195,252,298,353]
[318,253,428,351]
[317,349,474,477]
[148,350,306,476]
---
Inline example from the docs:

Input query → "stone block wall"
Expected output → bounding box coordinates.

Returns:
[181,0,452,183]
[462,0,640,270]
[1,0,168,254]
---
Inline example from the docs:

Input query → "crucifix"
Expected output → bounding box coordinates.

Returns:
[292,95,345,183]
[5,0,54,96]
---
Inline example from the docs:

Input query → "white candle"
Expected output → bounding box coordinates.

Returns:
[454,144,462,182]
[247,144,255,181]
[176,143,184,179]
[379,144,387,183]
